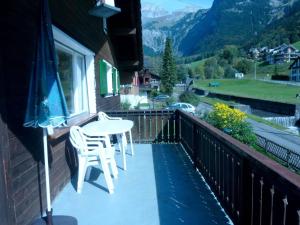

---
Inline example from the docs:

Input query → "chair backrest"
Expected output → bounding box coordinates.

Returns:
[98,111,109,121]
[69,126,88,155]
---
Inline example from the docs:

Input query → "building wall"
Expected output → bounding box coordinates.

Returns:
[0,1,123,224]
[290,59,300,82]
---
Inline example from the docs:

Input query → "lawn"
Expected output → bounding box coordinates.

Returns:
[293,40,300,50]
[244,61,291,79]
[194,79,300,104]
[187,57,211,70]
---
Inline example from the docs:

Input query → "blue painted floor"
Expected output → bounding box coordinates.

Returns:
[52,144,232,225]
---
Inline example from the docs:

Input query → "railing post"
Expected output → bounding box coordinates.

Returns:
[192,123,198,169]
[175,110,180,143]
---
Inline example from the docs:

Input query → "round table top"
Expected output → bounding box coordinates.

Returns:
[82,120,134,136]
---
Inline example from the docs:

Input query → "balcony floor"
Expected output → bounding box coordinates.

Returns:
[52,144,232,225]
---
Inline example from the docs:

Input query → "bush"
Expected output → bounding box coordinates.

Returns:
[120,100,131,110]
[206,103,256,146]
[149,89,159,98]
[179,92,200,106]
[166,96,176,106]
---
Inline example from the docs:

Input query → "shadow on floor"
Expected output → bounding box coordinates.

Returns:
[152,144,230,225]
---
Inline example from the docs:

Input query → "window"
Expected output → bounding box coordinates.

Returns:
[99,59,120,97]
[56,44,88,116]
[53,26,96,116]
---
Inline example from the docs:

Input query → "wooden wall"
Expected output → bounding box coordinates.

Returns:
[0,1,127,224]
[0,44,12,225]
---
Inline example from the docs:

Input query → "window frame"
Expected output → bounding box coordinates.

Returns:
[52,26,96,117]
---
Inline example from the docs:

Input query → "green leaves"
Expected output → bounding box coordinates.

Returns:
[161,38,177,95]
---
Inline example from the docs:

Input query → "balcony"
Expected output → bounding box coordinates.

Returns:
[52,110,299,225]
[52,144,231,225]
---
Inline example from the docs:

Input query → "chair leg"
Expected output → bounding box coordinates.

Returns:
[110,158,118,179]
[77,157,87,194]
[99,151,114,194]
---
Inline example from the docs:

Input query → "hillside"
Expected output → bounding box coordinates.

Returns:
[142,0,300,58]
[142,8,207,56]
[179,0,299,56]
[246,0,300,48]
[294,41,300,50]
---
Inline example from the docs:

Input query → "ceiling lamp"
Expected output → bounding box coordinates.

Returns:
[89,0,121,18]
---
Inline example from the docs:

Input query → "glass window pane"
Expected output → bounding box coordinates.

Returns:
[75,55,88,113]
[57,49,74,114]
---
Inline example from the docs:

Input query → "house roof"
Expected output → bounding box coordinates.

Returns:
[108,0,143,72]
[50,0,143,73]
[139,69,161,80]
[50,0,106,53]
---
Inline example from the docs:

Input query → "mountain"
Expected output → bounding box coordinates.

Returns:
[247,0,300,48]
[142,5,205,56]
[142,0,300,58]
[179,0,300,55]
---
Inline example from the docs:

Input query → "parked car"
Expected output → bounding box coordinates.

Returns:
[166,102,196,114]
[153,94,170,101]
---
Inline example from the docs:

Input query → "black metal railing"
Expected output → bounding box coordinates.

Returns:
[178,110,300,225]
[104,109,300,225]
[256,134,300,171]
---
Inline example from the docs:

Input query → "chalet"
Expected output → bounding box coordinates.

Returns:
[266,43,300,64]
[0,0,142,224]
[289,56,300,82]
[1,1,300,225]
[138,69,161,91]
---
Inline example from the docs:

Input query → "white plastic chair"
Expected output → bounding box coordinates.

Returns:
[69,126,118,194]
[98,112,129,153]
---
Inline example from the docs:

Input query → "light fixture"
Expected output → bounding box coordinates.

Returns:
[89,0,121,18]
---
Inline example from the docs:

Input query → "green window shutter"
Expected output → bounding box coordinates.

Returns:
[112,67,117,95]
[117,70,120,94]
[100,60,108,95]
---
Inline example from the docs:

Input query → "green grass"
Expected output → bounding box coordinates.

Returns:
[293,40,300,50]
[194,79,300,104]
[187,58,210,70]
[245,61,291,79]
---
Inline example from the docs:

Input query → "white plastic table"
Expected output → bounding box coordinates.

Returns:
[82,120,134,170]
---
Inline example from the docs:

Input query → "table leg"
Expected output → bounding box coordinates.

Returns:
[121,137,127,171]
[129,130,134,156]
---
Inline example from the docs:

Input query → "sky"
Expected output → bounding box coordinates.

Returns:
[141,0,214,12]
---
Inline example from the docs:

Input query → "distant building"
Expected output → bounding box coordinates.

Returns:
[289,57,300,82]
[235,72,244,79]
[249,46,268,60]
[266,43,300,64]
[138,69,161,91]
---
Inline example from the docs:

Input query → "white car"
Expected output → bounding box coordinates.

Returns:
[166,102,196,114]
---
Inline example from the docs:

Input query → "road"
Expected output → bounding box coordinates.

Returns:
[249,119,300,154]
[196,103,300,154]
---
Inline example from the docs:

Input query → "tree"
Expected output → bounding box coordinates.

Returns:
[195,65,205,80]
[235,59,252,74]
[204,58,224,79]
[188,67,195,78]
[177,65,187,82]
[161,38,177,94]
[219,45,239,65]
[224,65,237,78]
